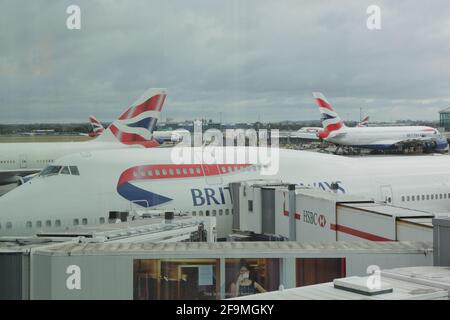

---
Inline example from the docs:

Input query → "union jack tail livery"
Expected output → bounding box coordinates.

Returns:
[357,115,369,127]
[88,116,105,137]
[313,92,345,139]
[96,88,167,147]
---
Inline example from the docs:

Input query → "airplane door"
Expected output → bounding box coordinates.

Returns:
[380,185,393,204]
[195,148,223,185]
[19,154,27,169]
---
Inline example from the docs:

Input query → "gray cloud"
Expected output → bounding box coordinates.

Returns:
[1,0,450,123]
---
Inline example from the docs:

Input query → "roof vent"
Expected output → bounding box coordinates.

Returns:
[333,277,393,296]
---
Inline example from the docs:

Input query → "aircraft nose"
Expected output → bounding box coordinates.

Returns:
[0,179,54,235]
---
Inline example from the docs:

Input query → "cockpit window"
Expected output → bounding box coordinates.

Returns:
[60,166,70,175]
[70,166,80,175]
[40,165,80,177]
[40,165,62,177]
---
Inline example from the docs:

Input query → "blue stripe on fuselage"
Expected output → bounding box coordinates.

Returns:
[353,144,395,150]
[117,182,172,207]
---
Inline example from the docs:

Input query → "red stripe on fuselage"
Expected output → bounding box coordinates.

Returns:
[118,163,253,185]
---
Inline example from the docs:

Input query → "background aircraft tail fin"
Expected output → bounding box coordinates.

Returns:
[95,88,167,147]
[89,115,105,137]
[312,92,345,134]
[357,115,369,127]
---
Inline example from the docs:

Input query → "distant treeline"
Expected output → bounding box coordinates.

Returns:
[0,123,93,135]
[0,120,440,135]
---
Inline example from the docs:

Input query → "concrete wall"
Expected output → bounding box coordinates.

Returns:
[32,255,132,299]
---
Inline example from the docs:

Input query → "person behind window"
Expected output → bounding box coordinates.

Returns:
[230,260,266,297]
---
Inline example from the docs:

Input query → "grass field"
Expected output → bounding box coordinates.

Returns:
[0,135,93,143]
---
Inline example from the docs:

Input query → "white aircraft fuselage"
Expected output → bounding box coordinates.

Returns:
[325,125,445,149]
[1,147,450,237]
[0,141,140,185]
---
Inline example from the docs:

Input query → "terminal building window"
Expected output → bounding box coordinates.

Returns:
[225,258,280,299]
[296,258,346,287]
[133,259,220,300]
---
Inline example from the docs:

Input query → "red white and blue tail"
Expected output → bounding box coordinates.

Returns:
[95,88,167,147]
[357,115,369,127]
[89,116,104,137]
[313,92,345,135]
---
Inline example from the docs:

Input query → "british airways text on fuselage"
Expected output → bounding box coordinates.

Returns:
[191,187,231,206]
[188,182,346,207]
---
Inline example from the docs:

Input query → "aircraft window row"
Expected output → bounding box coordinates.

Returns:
[192,209,232,216]
[133,165,257,178]
[37,160,53,164]
[0,160,15,164]
[40,165,80,177]
[401,193,450,202]
[0,222,14,229]
[24,220,62,228]
[0,217,107,231]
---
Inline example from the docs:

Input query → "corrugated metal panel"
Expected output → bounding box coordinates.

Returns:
[235,267,450,300]
[32,240,433,256]
[339,203,433,218]
[382,266,450,290]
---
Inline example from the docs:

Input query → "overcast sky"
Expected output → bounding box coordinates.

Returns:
[1,0,450,124]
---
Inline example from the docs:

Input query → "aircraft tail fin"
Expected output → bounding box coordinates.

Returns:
[312,92,345,134]
[357,115,369,127]
[95,88,167,147]
[89,115,105,137]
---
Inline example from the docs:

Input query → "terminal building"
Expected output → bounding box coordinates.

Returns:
[439,107,450,131]
[230,181,437,242]
[1,182,450,300]
[0,239,434,299]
